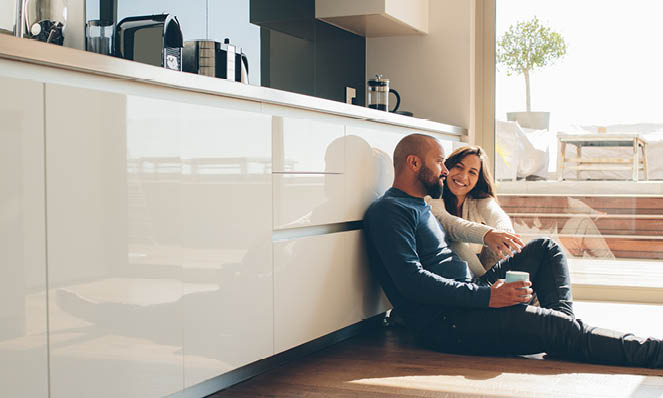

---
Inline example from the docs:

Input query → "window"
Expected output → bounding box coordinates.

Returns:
[493,0,663,302]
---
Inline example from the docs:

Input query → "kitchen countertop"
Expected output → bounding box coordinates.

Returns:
[0,34,465,136]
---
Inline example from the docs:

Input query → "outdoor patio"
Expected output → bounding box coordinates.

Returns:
[495,121,663,183]
[498,179,663,195]
[495,179,663,304]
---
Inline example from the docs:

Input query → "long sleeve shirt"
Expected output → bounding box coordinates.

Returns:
[428,196,514,276]
[363,188,492,332]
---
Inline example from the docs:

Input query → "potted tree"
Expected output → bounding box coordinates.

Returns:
[497,16,566,130]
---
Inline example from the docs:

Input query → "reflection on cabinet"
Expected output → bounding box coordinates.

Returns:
[272,116,345,173]
[172,98,273,388]
[0,77,48,398]
[346,230,391,320]
[44,85,274,396]
[273,230,388,353]
[343,126,404,221]
[45,84,183,398]
[272,173,346,229]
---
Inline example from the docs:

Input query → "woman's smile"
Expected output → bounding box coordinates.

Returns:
[450,177,468,187]
[446,154,481,199]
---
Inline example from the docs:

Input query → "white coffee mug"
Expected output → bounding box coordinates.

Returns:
[505,270,530,284]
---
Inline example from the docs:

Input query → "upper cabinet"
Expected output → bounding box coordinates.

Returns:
[315,0,429,37]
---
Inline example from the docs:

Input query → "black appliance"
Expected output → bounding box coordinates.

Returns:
[114,14,183,71]
[182,38,249,83]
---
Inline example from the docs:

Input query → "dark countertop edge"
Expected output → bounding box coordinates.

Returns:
[0,34,466,136]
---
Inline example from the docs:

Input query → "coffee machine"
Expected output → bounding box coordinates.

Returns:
[183,38,249,83]
[114,14,183,71]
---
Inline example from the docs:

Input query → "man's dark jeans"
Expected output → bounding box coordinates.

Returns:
[419,238,663,368]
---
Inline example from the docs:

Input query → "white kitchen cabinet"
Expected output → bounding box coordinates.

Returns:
[0,77,48,398]
[272,116,345,173]
[174,99,273,388]
[45,85,184,398]
[272,173,346,229]
[273,230,382,353]
[345,230,391,319]
[343,125,405,221]
[44,85,274,395]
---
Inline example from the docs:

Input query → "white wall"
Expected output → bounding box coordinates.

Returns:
[0,0,15,33]
[366,0,471,128]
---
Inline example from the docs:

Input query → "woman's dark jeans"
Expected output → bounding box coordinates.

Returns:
[420,238,663,368]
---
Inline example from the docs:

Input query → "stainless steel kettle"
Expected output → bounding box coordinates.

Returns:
[183,38,249,83]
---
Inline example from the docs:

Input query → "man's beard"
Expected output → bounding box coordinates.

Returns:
[418,165,443,198]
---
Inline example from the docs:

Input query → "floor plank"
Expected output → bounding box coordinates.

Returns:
[210,301,663,398]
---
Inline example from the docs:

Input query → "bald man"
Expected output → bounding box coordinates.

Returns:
[363,133,663,368]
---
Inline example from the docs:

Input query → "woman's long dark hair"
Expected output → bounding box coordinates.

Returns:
[442,146,497,216]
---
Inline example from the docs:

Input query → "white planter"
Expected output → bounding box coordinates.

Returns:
[507,111,550,130]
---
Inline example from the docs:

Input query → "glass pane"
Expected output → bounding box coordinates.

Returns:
[495,1,663,295]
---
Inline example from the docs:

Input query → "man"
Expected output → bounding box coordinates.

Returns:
[364,133,663,367]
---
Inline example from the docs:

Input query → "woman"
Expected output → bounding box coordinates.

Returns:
[428,146,514,277]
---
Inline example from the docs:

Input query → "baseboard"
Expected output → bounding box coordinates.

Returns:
[167,313,387,398]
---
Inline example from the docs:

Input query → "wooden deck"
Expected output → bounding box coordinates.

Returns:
[210,301,663,398]
[498,194,663,260]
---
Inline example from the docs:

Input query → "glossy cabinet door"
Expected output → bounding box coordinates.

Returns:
[273,230,380,353]
[272,114,347,229]
[45,85,184,398]
[272,116,345,173]
[273,173,346,229]
[0,77,48,398]
[174,99,273,388]
[345,230,391,319]
[344,125,405,221]
[45,85,274,395]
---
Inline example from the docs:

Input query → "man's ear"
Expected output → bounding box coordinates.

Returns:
[406,155,421,171]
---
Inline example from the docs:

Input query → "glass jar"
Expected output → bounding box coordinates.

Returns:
[367,74,390,111]
[85,20,114,55]
[367,74,401,113]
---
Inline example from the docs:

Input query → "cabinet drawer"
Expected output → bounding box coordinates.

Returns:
[274,231,366,353]
[272,117,345,173]
[345,230,391,319]
[273,173,345,229]
[343,131,397,221]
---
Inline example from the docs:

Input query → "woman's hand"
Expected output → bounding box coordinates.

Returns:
[488,279,533,308]
[483,230,524,260]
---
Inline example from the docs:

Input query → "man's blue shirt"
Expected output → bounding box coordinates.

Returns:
[364,188,491,331]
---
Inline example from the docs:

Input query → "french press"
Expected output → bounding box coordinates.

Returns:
[367,74,400,112]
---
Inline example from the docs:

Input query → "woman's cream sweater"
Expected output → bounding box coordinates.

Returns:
[427,196,514,277]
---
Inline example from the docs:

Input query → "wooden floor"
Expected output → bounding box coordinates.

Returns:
[211,301,663,398]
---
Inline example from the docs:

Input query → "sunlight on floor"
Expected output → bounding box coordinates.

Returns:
[347,373,663,397]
